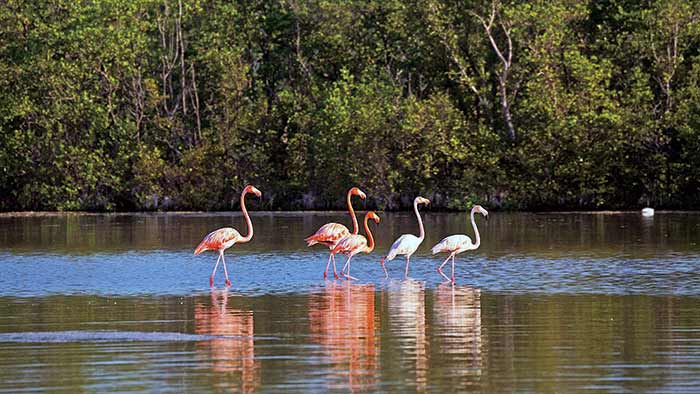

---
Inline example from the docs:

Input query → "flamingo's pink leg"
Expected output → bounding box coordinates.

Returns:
[332,254,339,280]
[341,255,357,280]
[437,254,452,282]
[324,253,333,279]
[380,257,388,278]
[221,252,232,287]
[210,253,222,287]
[451,254,456,284]
[340,254,349,275]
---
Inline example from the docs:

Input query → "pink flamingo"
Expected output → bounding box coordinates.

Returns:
[380,196,430,279]
[194,185,262,287]
[430,205,488,284]
[304,187,367,279]
[331,211,381,281]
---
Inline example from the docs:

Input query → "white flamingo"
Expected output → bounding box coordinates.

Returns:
[430,205,488,284]
[380,196,430,279]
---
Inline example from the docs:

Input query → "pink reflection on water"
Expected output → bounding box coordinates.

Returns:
[308,282,379,391]
[195,289,258,393]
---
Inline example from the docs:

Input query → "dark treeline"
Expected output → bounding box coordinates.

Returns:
[1,0,699,211]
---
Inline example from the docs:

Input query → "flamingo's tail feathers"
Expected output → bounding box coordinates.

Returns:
[431,243,444,255]
[304,234,321,247]
[194,240,209,256]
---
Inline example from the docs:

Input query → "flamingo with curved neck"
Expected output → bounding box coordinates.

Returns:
[430,205,488,284]
[331,211,381,281]
[304,187,366,279]
[194,185,262,287]
[346,188,361,234]
[380,196,430,279]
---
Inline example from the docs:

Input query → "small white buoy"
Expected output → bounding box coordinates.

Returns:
[641,207,654,217]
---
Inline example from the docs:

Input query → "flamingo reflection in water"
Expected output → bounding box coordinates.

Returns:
[308,282,379,391]
[195,289,259,392]
[387,280,428,391]
[433,284,483,386]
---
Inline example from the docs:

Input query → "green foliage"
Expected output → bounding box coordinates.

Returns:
[1,0,699,211]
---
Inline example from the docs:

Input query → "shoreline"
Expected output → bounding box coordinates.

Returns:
[1,209,698,217]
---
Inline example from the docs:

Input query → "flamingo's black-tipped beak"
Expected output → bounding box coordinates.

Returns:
[246,185,262,198]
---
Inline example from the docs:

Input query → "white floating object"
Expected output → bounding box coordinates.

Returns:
[641,207,654,217]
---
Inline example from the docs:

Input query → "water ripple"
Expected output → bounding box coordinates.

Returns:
[0,251,699,297]
[0,330,263,343]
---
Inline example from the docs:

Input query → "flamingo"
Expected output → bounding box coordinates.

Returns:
[331,211,381,281]
[194,185,262,287]
[430,205,488,284]
[304,187,367,279]
[380,196,430,279]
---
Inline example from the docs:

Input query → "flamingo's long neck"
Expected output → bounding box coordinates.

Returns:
[364,214,375,253]
[240,190,254,243]
[347,191,359,234]
[470,207,480,250]
[414,199,425,241]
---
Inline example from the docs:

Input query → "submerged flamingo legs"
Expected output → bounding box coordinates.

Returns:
[404,256,410,279]
[340,255,358,280]
[210,254,221,287]
[221,252,232,287]
[324,254,340,280]
[437,253,453,282]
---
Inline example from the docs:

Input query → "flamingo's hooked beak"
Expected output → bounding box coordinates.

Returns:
[247,185,262,198]
[354,188,366,200]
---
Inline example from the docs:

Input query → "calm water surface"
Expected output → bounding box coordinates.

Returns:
[1,211,699,392]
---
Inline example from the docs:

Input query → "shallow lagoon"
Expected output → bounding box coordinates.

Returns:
[1,211,699,392]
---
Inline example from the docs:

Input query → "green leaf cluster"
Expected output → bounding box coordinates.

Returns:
[1,0,699,211]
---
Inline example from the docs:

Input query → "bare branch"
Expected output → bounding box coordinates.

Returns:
[427,1,485,104]
[178,0,186,117]
[472,0,516,141]
[190,64,201,142]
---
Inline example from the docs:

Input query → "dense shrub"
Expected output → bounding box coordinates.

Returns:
[0,0,698,211]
